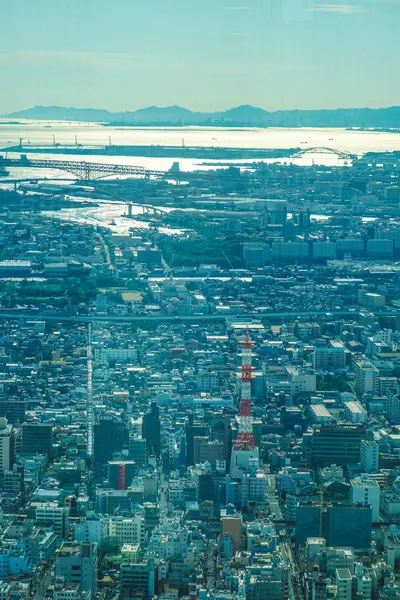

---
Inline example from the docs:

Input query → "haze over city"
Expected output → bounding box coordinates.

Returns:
[2,2,400,600]
[2,0,400,114]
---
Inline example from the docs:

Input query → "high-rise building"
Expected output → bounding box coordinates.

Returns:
[0,397,25,425]
[36,504,69,537]
[361,440,379,473]
[108,515,144,546]
[272,241,309,262]
[230,333,259,479]
[129,437,147,466]
[245,554,290,600]
[313,345,345,371]
[196,439,224,468]
[0,418,15,474]
[185,412,209,466]
[304,567,329,600]
[354,564,372,599]
[327,504,372,549]
[94,414,128,476]
[55,542,98,600]
[303,423,369,467]
[336,238,365,258]
[355,361,379,396]
[120,561,155,599]
[335,568,353,600]
[350,475,380,521]
[296,504,321,547]
[387,391,400,425]
[22,422,53,457]
[312,242,337,261]
[108,461,135,490]
[4,464,23,495]
[221,514,242,554]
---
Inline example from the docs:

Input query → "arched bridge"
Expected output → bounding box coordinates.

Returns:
[292,147,356,159]
[0,155,169,181]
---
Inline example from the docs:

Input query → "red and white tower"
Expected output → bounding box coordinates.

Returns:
[230,330,259,478]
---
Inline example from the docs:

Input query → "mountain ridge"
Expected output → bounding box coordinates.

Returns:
[3,104,400,128]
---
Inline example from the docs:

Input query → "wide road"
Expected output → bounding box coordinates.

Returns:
[0,308,385,324]
[266,474,283,521]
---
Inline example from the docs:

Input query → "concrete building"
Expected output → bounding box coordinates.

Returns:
[303,424,369,467]
[313,345,345,371]
[75,516,108,545]
[221,514,242,555]
[345,401,368,424]
[350,475,380,521]
[310,404,334,424]
[387,391,400,425]
[120,561,155,599]
[36,504,69,537]
[354,564,372,599]
[55,542,98,600]
[327,504,372,549]
[358,291,386,309]
[335,568,353,600]
[108,514,144,546]
[355,361,379,396]
[0,418,15,474]
[245,554,289,600]
[336,238,365,258]
[22,422,53,457]
[361,440,379,473]
[271,241,309,262]
[312,242,337,260]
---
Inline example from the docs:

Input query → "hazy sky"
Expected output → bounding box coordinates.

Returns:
[1,0,399,113]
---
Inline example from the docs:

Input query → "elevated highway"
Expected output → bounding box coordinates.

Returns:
[0,308,393,324]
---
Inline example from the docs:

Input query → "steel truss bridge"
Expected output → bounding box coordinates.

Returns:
[0,156,169,181]
[292,147,355,159]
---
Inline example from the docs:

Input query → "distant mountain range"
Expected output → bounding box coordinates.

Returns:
[4,104,400,128]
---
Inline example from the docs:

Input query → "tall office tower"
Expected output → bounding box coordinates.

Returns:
[327,504,372,549]
[108,461,135,490]
[185,412,209,466]
[230,332,259,479]
[142,401,161,459]
[22,422,53,457]
[302,423,370,468]
[0,396,26,425]
[0,418,15,474]
[93,414,128,476]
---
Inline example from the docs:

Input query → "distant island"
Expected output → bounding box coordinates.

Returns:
[3,104,400,129]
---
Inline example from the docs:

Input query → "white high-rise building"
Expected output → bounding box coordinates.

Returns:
[355,361,378,396]
[350,475,380,521]
[361,440,379,473]
[335,568,353,600]
[108,514,144,546]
